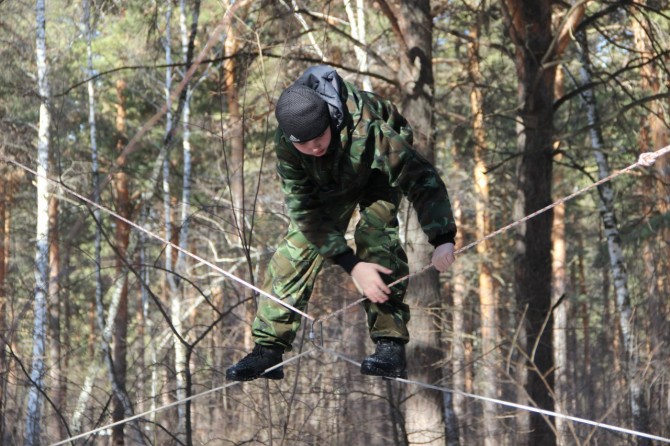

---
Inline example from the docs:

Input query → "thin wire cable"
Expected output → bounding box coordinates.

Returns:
[49,348,316,446]
[0,156,313,321]
[314,344,670,444]
[316,145,670,324]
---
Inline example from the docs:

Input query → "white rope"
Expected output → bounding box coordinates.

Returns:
[5,144,670,445]
[316,144,670,324]
[49,349,316,446]
[638,144,670,166]
[397,377,670,444]
[1,156,314,321]
[316,345,670,444]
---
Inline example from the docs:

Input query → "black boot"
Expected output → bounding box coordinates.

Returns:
[226,344,284,381]
[360,338,407,379]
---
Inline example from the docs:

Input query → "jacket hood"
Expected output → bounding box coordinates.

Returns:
[293,65,347,130]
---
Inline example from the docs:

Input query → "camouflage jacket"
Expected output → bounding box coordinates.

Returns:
[274,66,457,268]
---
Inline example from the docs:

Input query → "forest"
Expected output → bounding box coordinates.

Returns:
[0,0,669,445]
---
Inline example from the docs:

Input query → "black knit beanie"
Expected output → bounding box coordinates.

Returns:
[275,85,330,143]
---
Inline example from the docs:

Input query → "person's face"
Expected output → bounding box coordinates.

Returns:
[292,126,332,157]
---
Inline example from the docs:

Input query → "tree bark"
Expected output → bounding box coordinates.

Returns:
[343,0,372,90]
[551,66,574,446]
[112,78,132,446]
[161,1,188,440]
[576,29,651,446]
[380,0,445,443]
[467,15,499,445]
[47,192,65,440]
[449,159,469,442]
[223,23,256,352]
[551,198,570,445]
[25,0,51,443]
[632,4,670,387]
[0,178,6,443]
[500,2,556,443]
[71,0,103,435]
[175,1,200,444]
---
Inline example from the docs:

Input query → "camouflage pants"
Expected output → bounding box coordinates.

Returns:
[252,182,410,351]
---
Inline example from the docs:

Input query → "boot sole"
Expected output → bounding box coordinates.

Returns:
[226,367,284,381]
[360,364,407,379]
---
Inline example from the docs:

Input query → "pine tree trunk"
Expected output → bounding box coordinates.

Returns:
[576,29,651,446]
[112,78,131,446]
[449,141,472,442]
[25,0,51,443]
[47,193,65,440]
[380,1,445,443]
[467,18,500,445]
[551,67,573,446]
[501,2,556,443]
[633,7,670,408]
[551,199,571,445]
[223,25,256,352]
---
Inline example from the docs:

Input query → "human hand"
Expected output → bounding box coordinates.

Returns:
[432,242,455,272]
[351,262,393,303]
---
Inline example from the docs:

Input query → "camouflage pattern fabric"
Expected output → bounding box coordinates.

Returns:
[274,79,456,262]
[252,173,410,350]
[253,69,455,350]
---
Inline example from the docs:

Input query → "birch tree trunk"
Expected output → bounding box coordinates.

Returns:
[24,0,51,443]
[176,0,195,284]
[176,0,194,440]
[70,0,103,434]
[343,0,372,90]
[576,29,651,446]
[279,0,324,59]
[161,1,188,440]
[379,1,445,443]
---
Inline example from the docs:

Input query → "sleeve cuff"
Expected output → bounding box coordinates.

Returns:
[332,250,361,275]
[430,231,456,248]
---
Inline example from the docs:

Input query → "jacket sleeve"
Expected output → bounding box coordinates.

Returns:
[365,93,457,246]
[274,130,355,261]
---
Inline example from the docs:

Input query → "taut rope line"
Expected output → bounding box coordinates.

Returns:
[314,344,670,444]
[3,144,668,446]
[0,156,314,321]
[314,145,670,325]
[48,349,316,446]
[5,145,668,327]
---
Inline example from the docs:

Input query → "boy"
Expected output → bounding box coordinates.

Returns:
[226,65,456,381]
